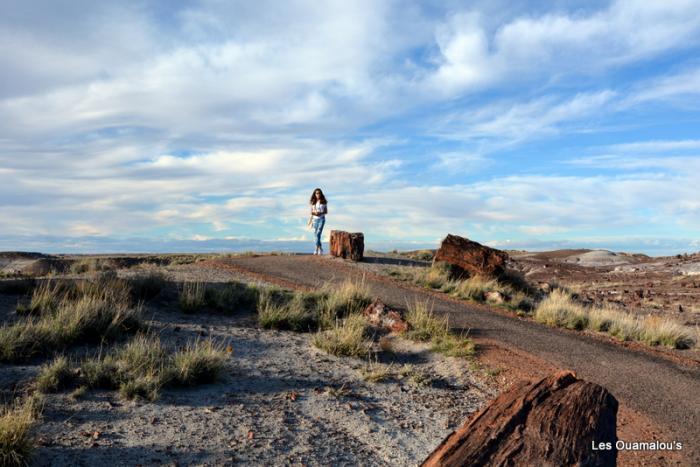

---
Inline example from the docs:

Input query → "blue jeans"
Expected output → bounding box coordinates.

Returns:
[312,216,325,249]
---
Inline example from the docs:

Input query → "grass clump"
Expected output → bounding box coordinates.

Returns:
[257,289,319,332]
[170,339,228,386]
[359,361,393,383]
[0,398,37,467]
[69,335,229,401]
[36,356,76,393]
[312,314,372,358]
[640,316,696,349]
[534,289,697,349]
[129,271,167,301]
[0,279,141,362]
[257,279,371,332]
[534,290,589,330]
[404,300,446,342]
[205,281,259,314]
[179,282,207,313]
[179,281,259,314]
[318,279,372,329]
[403,299,475,358]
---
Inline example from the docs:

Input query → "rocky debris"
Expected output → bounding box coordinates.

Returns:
[433,234,508,279]
[362,299,409,333]
[329,230,364,261]
[422,370,618,467]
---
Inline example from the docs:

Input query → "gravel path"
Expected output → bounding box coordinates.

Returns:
[221,254,700,464]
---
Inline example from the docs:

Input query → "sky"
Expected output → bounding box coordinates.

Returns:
[1,0,700,255]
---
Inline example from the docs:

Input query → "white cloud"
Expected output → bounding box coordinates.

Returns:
[429,0,700,94]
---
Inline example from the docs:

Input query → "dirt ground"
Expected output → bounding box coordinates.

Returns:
[0,258,495,466]
[1,250,698,466]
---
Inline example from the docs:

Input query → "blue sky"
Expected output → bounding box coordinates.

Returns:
[1,0,700,255]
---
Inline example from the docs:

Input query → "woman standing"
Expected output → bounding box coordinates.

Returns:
[309,188,328,255]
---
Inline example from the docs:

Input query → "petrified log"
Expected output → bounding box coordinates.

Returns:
[433,234,508,279]
[422,371,618,467]
[329,230,364,261]
[362,299,408,333]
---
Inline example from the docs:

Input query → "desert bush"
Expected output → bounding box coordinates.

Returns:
[0,398,37,467]
[179,282,206,313]
[36,356,76,393]
[129,271,167,301]
[0,279,141,362]
[312,314,372,358]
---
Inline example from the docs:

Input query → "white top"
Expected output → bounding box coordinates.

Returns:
[312,201,327,218]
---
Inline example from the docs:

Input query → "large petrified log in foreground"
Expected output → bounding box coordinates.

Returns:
[422,371,618,467]
[329,230,364,261]
[433,234,508,279]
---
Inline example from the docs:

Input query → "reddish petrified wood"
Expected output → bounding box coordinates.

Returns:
[329,230,364,261]
[362,299,408,333]
[422,371,618,467]
[433,234,509,279]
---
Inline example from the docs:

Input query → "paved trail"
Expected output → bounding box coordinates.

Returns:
[219,254,700,463]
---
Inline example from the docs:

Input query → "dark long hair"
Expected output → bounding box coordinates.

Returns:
[309,187,327,204]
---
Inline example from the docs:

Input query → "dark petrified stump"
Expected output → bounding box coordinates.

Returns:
[329,230,364,261]
[433,234,509,279]
[422,370,618,467]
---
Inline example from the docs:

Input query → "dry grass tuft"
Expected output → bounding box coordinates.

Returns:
[404,300,446,342]
[0,398,37,467]
[170,339,228,386]
[36,356,76,393]
[129,271,167,301]
[534,289,589,330]
[312,314,372,358]
[535,289,697,349]
[257,279,371,332]
[179,282,207,313]
[359,361,393,383]
[50,334,230,401]
[257,289,318,332]
[0,278,141,362]
[403,299,475,358]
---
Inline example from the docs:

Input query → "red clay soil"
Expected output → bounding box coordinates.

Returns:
[205,255,699,466]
